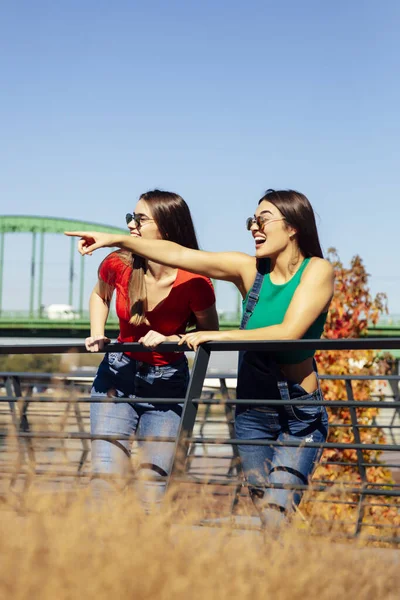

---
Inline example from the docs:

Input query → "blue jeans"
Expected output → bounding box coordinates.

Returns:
[90,352,189,508]
[235,359,328,528]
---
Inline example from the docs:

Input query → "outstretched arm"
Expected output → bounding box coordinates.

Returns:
[64,231,255,295]
[178,258,334,349]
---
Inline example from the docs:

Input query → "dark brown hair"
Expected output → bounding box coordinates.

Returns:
[100,190,199,325]
[259,189,323,258]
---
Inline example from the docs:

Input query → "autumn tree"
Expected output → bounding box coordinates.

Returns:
[308,249,399,535]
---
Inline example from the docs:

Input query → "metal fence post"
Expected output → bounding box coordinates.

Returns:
[219,378,243,516]
[4,376,36,491]
[345,379,368,535]
[166,345,210,491]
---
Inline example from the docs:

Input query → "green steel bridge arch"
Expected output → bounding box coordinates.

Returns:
[0,215,127,318]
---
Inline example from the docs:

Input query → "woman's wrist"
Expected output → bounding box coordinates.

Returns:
[166,334,183,342]
[114,234,132,249]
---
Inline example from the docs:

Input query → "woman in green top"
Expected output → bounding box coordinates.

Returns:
[66,189,334,530]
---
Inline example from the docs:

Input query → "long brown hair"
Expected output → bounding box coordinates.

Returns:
[100,190,199,325]
[259,189,324,258]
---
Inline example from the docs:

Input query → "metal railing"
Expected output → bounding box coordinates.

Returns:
[0,338,399,543]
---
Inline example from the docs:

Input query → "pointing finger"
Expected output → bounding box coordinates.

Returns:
[64,231,93,237]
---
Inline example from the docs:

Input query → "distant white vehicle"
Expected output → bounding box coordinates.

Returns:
[45,304,80,320]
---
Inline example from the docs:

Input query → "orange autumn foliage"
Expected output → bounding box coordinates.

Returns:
[308,249,399,532]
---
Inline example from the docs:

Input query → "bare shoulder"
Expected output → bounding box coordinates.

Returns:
[303,257,334,284]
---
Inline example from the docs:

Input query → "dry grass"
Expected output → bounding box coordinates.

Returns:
[0,486,398,600]
[0,381,399,599]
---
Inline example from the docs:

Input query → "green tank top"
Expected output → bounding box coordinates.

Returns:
[243,257,327,364]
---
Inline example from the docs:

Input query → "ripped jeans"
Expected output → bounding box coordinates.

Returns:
[235,354,328,528]
[90,351,189,509]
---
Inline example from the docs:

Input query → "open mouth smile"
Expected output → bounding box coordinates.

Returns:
[254,236,266,249]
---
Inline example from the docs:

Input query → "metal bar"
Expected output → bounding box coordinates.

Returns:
[345,380,367,535]
[0,338,400,355]
[219,377,243,516]
[37,232,45,316]
[183,438,400,452]
[166,345,211,489]
[69,236,74,306]
[326,424,400,430]
[29,231,37,317]
[17,382,37,491]
[0,231,4,316]
[168,477,400,497]
[386,377,400,443]
[321,460,400,468]
[186,401,212,467]
[5,376,27,490]
[4,377,21,432]
[0,396,185,404]
[79,253,85,317]
[4,430,400,453]
[1,368,399,383]
[3,396,400,409]
[74,403,90,471]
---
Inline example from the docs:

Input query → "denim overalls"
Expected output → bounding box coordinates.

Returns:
[234,264,329,526]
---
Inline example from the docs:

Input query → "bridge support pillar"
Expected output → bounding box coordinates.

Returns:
[68,237,75,307]
[0,232,4,316]
[79,254,85,317]
[29,232,37,318]
[38,232,45,317]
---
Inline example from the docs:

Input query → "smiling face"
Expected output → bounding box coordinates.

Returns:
[127,199,163,240]
[250,200,297,258]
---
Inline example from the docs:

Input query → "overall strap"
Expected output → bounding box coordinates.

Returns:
[240,259,268,330]
[237,260,267,374]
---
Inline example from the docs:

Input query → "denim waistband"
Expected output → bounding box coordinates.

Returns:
[120,352,187,374]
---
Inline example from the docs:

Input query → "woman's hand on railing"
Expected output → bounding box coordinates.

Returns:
[85,335,111,352]
[177,330,224,351]
[138,330,168,349]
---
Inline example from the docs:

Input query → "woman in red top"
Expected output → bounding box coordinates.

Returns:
[86,190,218,507]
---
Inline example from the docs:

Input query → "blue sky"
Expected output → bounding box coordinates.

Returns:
[1,0,399,317]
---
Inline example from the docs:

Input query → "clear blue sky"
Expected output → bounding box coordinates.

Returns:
[1,0,399,316]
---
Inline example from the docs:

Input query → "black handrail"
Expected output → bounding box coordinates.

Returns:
[1,336,400,354]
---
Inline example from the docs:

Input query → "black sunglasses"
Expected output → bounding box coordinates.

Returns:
[125,213,154,228]
[246,215,285,230]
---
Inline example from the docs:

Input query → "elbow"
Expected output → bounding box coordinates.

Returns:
[198,320,219,332]
[280,323,302,340]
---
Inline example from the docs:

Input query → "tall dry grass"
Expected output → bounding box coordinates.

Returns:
[1,380,399,599]
[0,485,398,600]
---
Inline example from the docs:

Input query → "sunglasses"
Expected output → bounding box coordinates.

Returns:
[125,213,154,228]
[246,216,285,231]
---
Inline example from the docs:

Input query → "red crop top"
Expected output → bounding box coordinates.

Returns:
[99,252,216,365]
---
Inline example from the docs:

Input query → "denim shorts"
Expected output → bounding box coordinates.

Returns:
[89,352,189,506]
[92,351,189,407]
